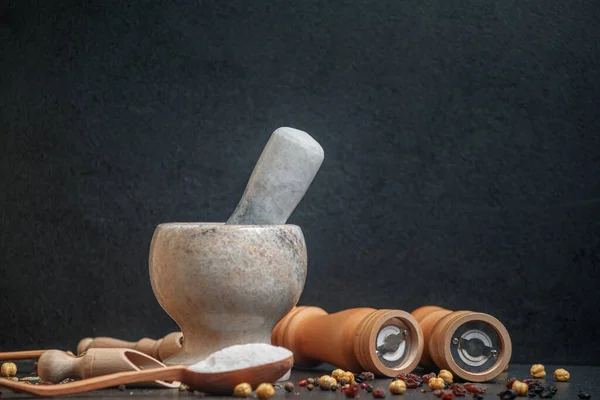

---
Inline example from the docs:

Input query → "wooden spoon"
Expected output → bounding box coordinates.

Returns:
[0,355,293,396]
[0,350,47,360]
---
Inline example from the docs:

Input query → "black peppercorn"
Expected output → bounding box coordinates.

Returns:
[473,395,484,400]
[331,384,338,392]
[118,385,126,391]
[497,389,518,400]
[578,392,591,399]
[366,384,373,393]
[539,390,553,399]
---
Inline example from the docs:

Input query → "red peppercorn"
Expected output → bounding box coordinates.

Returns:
[394,373,407,381]
[440,390,456,400]
[360,372,375,381]
[345,384,360,398]
[405,378,420,389]
[360,383,367,389]
[449,384,467,397]
[422,373,436,383]
[464,383,486,395]
[299,380,307,387]
[408,374,423,384]
[372,387,385,398]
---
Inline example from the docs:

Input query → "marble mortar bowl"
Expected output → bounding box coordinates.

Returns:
[149,222,307,366]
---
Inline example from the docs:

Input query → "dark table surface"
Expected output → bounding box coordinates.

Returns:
[1,362,598,399]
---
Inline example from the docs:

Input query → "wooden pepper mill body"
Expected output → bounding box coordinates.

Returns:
[411,306,512,382]
[37,348,180,388]
[77,332,183,362]
[272,306,423,377]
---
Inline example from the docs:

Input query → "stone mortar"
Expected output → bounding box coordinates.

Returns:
[149,222,307,366]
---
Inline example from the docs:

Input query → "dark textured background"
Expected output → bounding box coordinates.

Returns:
[1,0,599,364]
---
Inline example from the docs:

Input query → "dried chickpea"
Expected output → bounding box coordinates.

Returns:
[255,383,275,400]
[233,383,252,397]
[512,380,528,396]
[438,369,453,383]
[332,369,346,382]
[530,364,546,378]
[428,377,445,391]
[345,371,356,383]
[1,362,17,377]
[553,368,570,382]
[320,375,336,386]
[319,375,336,390]
[389,380,406,395]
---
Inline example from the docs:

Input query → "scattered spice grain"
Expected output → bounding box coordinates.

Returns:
[389,380,406,395]
[1,363,17,377]
[256,383,275,400]
[284,382,295,392]
[530,364,546,378]
[233,383,252,397]
[553,368,570,382]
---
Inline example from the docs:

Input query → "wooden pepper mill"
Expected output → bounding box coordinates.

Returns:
[77,332,183,362]
[271,306,424,377]
[411,306,512,382]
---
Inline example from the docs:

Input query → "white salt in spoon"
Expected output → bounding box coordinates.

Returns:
[0,344,293,396]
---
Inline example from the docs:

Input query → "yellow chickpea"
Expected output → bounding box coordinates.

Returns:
[332,369,346,382]
[530,364,546,378]
[512,380,529,396]
[553,368,570,382]
[1,362,17,377]
[389,379,407,394]
[255,383,275,400]
[233,383,252,397]
[428,377,445,391]
[438,369,453,383]
[345,371,355,383]
[319,375,336,390]
[319,375,335,385]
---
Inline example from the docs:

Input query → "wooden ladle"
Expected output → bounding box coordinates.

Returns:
[0,355,293,396]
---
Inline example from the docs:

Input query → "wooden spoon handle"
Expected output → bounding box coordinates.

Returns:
[0,350,48,360]
[0,366,185,397]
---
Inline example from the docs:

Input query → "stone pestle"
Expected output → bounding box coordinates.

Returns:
[226,127,324,225]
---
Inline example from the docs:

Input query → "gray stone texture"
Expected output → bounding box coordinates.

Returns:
[227,127,324,225]
[149,223,307,366]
